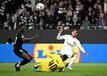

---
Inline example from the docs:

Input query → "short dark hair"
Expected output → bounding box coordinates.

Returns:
[71,29,78,32]
[18,26,26,32]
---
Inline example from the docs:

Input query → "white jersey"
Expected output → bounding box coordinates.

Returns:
[57,33,86,57]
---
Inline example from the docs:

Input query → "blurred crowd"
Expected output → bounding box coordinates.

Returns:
[0,0,107,30]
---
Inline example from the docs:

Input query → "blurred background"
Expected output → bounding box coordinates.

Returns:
[0,0,107,30]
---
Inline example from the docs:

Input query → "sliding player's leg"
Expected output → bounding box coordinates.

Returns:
[34,60,49,72]
[33,64,41,72]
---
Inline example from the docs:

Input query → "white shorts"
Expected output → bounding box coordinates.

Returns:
[60,50,74,58]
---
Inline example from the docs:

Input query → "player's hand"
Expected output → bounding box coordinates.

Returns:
[35,34,39,38]
[32,36,37,39]
[32,36,35,39]
[32,34,39,39]
[84,52,88,56]
[59,28,63,33]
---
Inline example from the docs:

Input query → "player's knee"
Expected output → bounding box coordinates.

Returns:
[72,53,78,61]
[29,56,33,60]
[74,53,78,58]
[25,55,33,61]
[30,56,33,60]
[25,59,31,63]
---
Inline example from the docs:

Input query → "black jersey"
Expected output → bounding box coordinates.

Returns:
[14,32,24,48]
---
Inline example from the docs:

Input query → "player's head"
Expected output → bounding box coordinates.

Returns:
[71,29,78,38]
[19,26,26,33]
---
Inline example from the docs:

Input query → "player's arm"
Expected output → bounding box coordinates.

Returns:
[59,67,64,72]
[44,52,53,58]
[76,40,88,55]
[23,34,38,42]
[23,36,35,41]
[56,29,65,40]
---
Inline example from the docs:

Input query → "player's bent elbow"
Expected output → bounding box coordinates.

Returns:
[56,36,59,39]
[56,37,61,40]
[59,67,64,72]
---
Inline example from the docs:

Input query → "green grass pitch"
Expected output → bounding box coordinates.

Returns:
[0,63,107,76]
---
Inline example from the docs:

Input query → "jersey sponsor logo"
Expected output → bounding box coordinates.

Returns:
[33,44,81,63]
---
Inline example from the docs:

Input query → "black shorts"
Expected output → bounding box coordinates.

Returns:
[13,47,28,58]
[60,55,68,61]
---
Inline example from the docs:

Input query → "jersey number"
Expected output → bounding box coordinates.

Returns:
[48,60,58,71]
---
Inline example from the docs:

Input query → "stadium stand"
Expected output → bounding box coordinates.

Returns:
[0,0,107,30]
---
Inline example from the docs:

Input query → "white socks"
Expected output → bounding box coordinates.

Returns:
[17,62,21,67]
[67,54,78,69]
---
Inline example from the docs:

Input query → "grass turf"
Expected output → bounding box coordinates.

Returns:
[0,63,107,76]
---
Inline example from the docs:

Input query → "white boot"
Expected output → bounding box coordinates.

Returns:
[66,54,78,70]
[66,66,73,71]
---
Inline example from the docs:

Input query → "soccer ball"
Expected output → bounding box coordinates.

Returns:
[36,3,44,11]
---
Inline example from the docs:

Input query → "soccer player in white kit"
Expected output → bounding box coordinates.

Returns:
[56,29,88,70]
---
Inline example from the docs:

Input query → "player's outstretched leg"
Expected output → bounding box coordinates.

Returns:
[66,53,78,70]
[15,62,21,71]
[15,52,32,71]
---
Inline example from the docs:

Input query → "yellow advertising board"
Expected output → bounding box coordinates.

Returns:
[33,43,81,63]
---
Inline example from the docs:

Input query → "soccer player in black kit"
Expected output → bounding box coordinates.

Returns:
[14,26,35,71]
